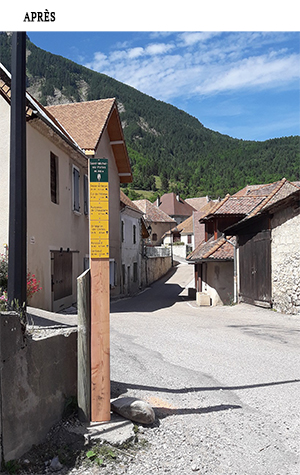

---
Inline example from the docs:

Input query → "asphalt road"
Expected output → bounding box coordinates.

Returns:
[110,260,300,474]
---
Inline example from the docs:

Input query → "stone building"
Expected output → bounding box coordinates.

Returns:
[226,179,300,314]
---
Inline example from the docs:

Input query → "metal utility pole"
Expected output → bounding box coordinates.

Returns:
[7,32,27,309]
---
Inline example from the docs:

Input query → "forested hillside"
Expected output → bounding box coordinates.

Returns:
[1,32,299,199]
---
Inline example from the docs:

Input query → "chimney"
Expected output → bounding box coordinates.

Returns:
[176,194,180,201]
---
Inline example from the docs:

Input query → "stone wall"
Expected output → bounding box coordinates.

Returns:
[271,207,300,315]
[141,256,172,287]
[0,313,77,465]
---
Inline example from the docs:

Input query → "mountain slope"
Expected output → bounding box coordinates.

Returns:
[1,32,299,199]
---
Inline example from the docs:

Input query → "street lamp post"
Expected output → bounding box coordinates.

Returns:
[8,32,27,310]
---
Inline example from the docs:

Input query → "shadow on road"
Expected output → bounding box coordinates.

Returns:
[154,404,243,419]
[111,265,193,314]
[111,378,300,398]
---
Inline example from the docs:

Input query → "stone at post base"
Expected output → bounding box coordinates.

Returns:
[196,292,211,306]
[111,397,155,424]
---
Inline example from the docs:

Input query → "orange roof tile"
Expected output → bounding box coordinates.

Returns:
[46,99,115,150]
[120,190,143,214]
[46,99,132,183]
[185,197,209,211]
[133,199,176,223]
[187,235,235,262]
[173,215,194,234]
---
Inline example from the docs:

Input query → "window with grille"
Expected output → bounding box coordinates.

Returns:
[133,224,136,244]
[84,174,89,215]
[121,220,125,242]
[73,166,80,212]
[50,152,58,204]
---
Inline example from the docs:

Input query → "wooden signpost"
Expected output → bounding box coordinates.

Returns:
[89,158,111,422]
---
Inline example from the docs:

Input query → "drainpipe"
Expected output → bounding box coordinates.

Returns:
[223,234,237,304]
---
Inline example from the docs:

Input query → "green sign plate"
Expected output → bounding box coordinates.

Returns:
[90,158,108,183]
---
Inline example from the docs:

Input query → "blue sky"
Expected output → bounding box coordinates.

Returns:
[28,31,300,142]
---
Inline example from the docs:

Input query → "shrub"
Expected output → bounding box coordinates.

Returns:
[0,251,42,309]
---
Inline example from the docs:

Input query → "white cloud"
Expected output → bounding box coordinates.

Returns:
[84,32,300,102]
[196,53,300,95]
[145,43,174,55]
[178,31,220,46]
[127,47,144,59]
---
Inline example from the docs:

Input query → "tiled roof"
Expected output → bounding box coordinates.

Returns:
[187,235,235,262]
[173,215,194,234]
[185,197,209,211]
[201,179,298,221]
[0,63,85,156]
[157,193,196,217]
[46,98,132,183]
[46,99,116,151]
[233,181,280,197]
[120,190,143,214]
[133,199,176,223]
[224,179,300,234]
[212,195,265,216]
[246,178,299,218]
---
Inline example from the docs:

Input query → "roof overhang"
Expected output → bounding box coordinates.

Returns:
[100,102,132,184]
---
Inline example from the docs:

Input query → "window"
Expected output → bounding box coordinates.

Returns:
[121,220,125,242]
[187,234,192,244]
[133,224,136,244]
[73,165,80,212]
[84,174,89,215]
[50,152,58,204]
[152,233,157,242]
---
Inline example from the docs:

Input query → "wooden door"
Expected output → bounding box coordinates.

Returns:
[239,230,271,307]
[51,251,73,310]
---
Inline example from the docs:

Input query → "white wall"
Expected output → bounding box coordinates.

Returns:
[121,209,142,295]
[0,96,10,252]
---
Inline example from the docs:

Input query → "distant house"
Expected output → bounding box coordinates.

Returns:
[225,179,300,314]
[0,63,89,311]
[133,199,176,245]
[156,193,196,224]
[163,215,194,259]
[46,99,132,299]
[187,178,297,307]
[120,190,149,296]
[185,196,213,211]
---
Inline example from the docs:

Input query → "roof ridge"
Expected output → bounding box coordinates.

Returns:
[203,236,226,259]
[247,178,287,218]
[46,97,116,109]
[201,194,230,219]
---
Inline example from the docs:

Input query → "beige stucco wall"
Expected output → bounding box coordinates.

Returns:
[150,221,175,245]
[0,96,10,252]
[27,121,89,310]
[0,96,89,311]
[95,129,122,297]
[271,207,300,314]
[203,261,234,306]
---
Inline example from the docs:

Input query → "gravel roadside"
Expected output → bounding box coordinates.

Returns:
[4,265,299,475]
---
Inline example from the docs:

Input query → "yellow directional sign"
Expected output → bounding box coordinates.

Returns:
[89,159,109,258]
